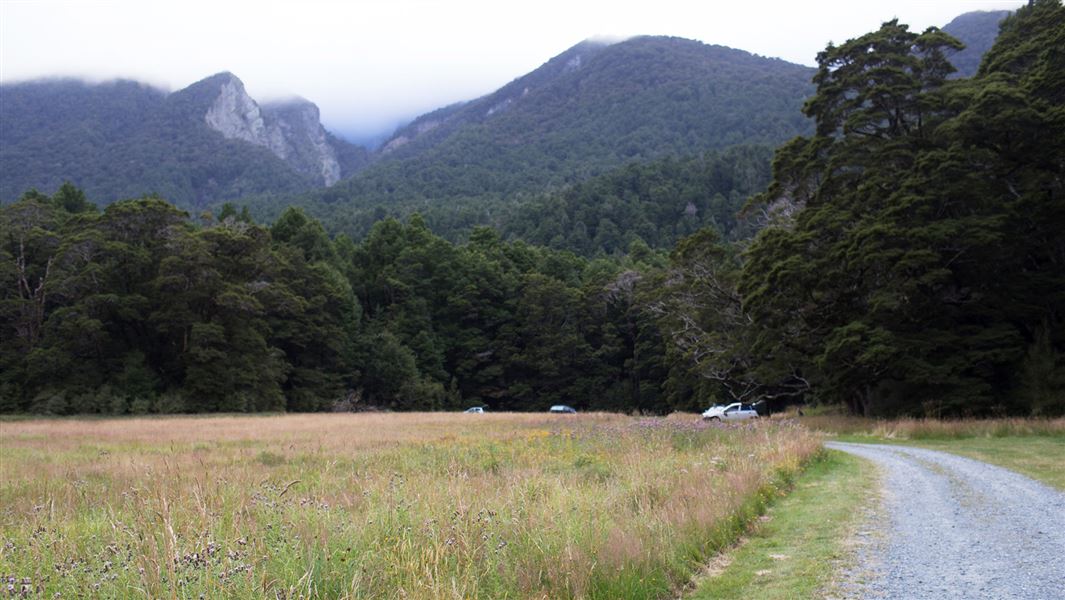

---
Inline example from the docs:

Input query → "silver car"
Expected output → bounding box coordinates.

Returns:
[702,402,758,421]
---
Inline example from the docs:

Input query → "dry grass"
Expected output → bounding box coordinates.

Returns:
[0,413,820,599]
[792,412,1065,489]
[796,414,1065,439]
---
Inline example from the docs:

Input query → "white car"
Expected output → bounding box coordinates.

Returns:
[702,402,759,421]
[464,407,485,414]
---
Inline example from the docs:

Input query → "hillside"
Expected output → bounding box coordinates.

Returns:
[943,10,1010,77]
[499,145,774,255]
[0,74,369,207]
[251,36,816,237]
[350,36,813,199]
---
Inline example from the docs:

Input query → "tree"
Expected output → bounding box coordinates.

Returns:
[741,7,1065,416]
[649,228,806,410]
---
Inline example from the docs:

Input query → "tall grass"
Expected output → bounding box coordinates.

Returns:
[799,414,1065,439]
[0,413,820,599]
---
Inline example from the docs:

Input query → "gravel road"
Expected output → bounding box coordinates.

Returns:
[825,442,1065,599]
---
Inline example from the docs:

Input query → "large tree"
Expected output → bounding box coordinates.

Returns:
[740,4,1064,416]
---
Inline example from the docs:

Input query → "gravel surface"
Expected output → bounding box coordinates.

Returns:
[826,442,1065,600]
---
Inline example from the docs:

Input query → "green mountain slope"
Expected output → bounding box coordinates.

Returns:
[346,36,812,200]
[252,36,815,239]
[943,10,1011,77]
[0,75,370,207]
[499,145,773,255]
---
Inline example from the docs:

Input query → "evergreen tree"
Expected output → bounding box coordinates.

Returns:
[741,5,1064,416]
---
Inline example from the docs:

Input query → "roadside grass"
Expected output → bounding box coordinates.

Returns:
[685,450,878,600]
[0,413,821,599]
[798,414,1065,439]
[798,413,1065,490]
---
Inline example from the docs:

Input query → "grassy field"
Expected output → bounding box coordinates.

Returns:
[685,450,878,600]
[0,413,821,599]
[801,414,1065,490]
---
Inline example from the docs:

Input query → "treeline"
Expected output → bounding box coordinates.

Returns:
[2,186,728,414]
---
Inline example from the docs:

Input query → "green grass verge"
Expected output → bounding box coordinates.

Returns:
[833,434,1065,490]
[685,450,877,600]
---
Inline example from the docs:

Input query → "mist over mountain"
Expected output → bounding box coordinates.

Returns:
[0,73,369,206]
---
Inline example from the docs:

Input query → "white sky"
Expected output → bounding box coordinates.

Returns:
[0,0,1024,142]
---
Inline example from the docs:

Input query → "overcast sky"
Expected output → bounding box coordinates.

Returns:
[1,0,1024,143]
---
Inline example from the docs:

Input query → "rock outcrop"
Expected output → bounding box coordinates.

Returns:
[202,74,342,186]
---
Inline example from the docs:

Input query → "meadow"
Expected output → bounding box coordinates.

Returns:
[0,413,821,599]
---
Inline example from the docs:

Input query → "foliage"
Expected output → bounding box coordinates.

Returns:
[1,190,355,413]
[245,145,774,262]
[1,187,689,413]
[735,4,1065,416]
[501,146,773,255]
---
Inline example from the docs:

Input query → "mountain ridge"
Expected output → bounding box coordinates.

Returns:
[0,73,368,206]
[2,13,1006,217]
[299,35,817,214]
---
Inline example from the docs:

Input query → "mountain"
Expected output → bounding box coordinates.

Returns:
[943,10,1011,77]
[351,36,813,200]
[0,73,369,207]
[258,36,816,237]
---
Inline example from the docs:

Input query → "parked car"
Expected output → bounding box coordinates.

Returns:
[549,405,577,414]
[702,402,759,421]
[464,406,485,414]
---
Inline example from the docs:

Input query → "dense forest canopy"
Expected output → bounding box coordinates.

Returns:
[1,190,686,414]
[241,145,774,256]
[2,2,1062,417]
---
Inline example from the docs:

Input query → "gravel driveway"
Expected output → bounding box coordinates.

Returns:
[825,442,1065,599]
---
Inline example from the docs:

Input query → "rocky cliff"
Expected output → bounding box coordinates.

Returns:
[202,74,343,185]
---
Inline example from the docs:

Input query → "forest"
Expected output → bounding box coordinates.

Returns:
[1,0,1062,417]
